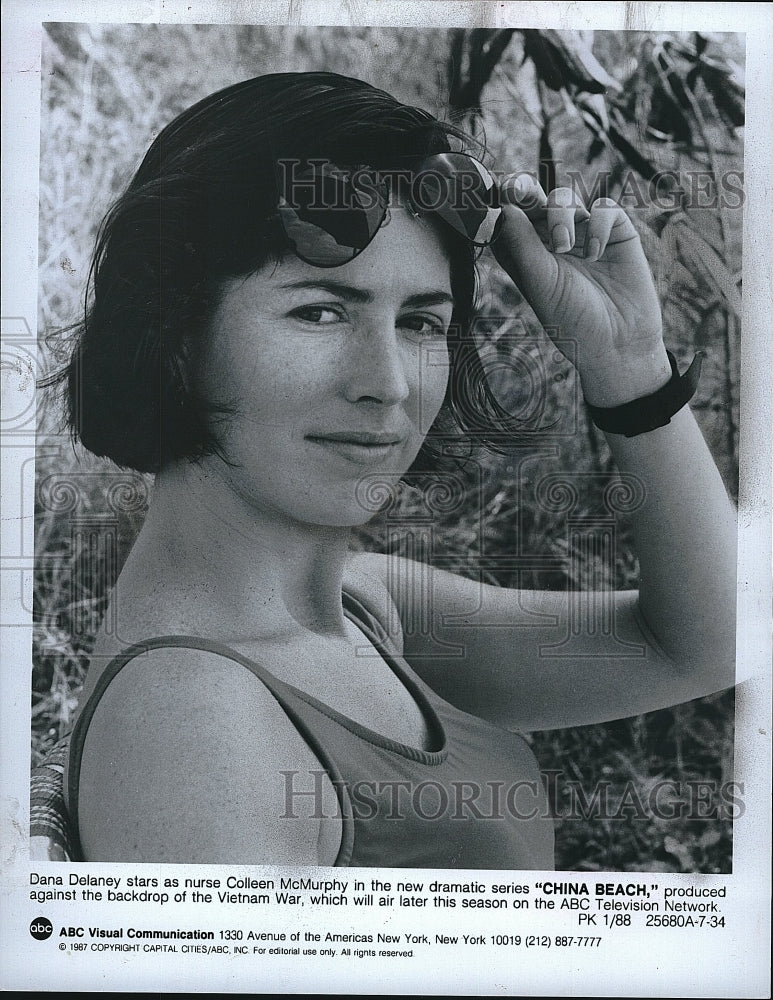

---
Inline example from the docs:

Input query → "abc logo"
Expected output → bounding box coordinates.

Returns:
[29,916,53,940]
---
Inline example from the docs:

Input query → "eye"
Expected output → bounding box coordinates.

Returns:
[399,314,449,339]
[290,305,345,325]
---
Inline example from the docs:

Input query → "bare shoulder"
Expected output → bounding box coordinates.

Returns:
[344,551,405,654]
[73,644,341,864]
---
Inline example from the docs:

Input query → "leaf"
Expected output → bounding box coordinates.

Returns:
[607,124,659,181]
[664,834,695,870]
[586,136,605,164]
[700,828,722,849]
[539,29,621,93]
[575,91,610,135]
[539,122,556,193]
[699,63,745,129]
[522,29,569,92]
[650,50,694,145]
[448,28,516,118]
[646,209,681,238]
[674,220,743,317]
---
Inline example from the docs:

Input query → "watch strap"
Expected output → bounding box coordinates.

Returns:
[586,351,704,438]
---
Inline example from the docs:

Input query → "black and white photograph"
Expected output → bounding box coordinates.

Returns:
[2,2,771,995]
[29,18,742,871]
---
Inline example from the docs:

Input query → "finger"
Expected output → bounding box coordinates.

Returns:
[491,204,560,307]
[499,173,548,214]
[584,197,638,261]
[547,186,586,254]
[500,175,590,248]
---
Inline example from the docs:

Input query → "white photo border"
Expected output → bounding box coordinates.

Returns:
[2,2,770,996]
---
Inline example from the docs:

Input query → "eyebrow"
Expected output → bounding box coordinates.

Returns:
[277,280,454,309]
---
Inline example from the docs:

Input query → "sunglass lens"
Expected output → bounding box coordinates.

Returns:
[414,153,502,246]
[278,163,388,267]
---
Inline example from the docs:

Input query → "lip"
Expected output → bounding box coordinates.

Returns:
[306,431,406,465]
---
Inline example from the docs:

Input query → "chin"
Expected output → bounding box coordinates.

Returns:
[295,473,407,529]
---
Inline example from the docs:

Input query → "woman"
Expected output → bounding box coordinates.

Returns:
[32,71,736,867]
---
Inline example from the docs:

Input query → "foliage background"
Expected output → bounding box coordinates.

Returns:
[34,24,743,872]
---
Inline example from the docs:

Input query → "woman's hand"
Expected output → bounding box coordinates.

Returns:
[493,175,671,407]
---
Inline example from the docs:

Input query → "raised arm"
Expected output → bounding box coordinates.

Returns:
[349,181,737,730]
[491,182,737,681]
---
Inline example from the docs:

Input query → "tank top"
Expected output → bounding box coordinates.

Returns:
[67,591,555,869]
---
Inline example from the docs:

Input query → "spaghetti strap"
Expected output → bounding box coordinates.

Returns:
[64,591,555,869]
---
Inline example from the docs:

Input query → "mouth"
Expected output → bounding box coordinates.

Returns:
[306,432,406,465]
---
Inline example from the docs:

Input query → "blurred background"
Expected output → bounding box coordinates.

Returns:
[34,24,744,871]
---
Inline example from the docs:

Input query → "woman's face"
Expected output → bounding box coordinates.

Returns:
[198,203,454,527]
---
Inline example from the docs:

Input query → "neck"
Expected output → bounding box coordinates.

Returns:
[121,458,354,639]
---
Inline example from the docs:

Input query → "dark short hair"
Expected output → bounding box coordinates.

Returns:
[52,72,508,473]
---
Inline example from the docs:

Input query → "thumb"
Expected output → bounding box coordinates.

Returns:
[491,204,559,311]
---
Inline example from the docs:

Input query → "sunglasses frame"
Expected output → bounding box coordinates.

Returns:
[275,152,503,268]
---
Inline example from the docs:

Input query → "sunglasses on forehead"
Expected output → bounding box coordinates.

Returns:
[276,152,503,268]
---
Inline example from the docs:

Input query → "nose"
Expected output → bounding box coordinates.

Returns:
[343,323,411,406]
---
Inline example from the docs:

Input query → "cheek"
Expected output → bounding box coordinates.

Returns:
[416,341,451,434]
[200,328,319,426]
